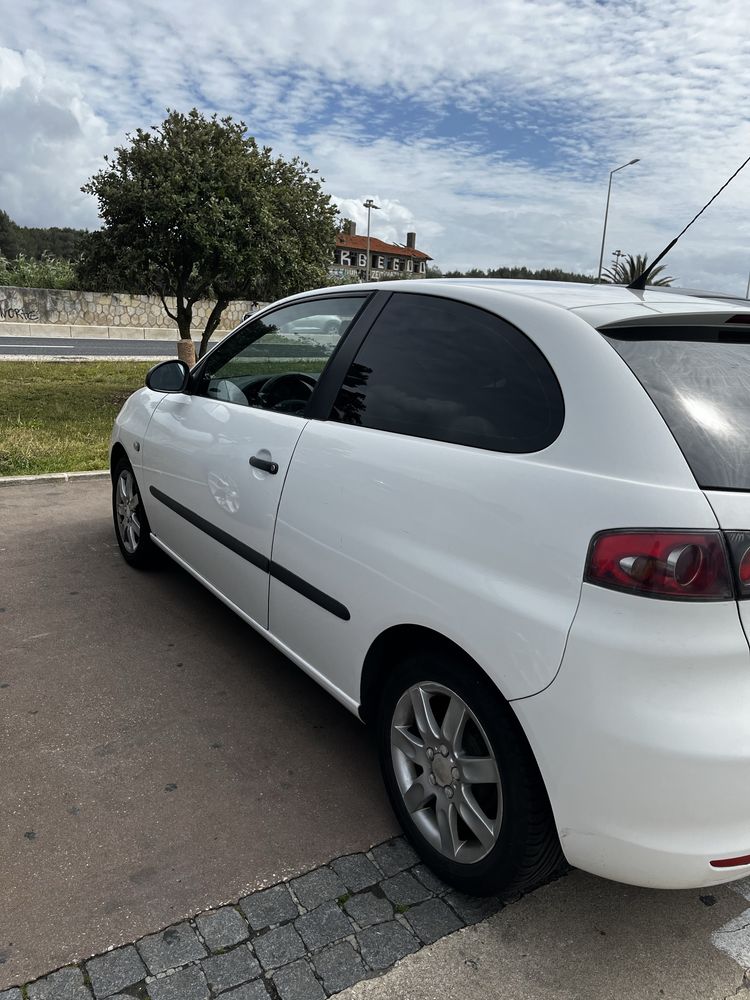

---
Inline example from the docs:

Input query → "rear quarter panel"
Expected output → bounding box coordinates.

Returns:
[269,287,718,705]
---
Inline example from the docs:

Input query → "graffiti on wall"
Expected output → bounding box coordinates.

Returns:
[0,302,40,322]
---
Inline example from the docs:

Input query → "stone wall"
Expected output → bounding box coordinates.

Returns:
[0,286,257,331]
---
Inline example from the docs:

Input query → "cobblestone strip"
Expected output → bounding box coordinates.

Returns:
[2,836,508,1000]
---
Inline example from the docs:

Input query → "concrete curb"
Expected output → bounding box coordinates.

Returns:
[0,470,109,488]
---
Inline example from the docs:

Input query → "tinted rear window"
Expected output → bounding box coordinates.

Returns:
[603,327,750,490]
[331,294,564,453]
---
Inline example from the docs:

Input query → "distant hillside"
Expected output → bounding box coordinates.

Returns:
[0,210,87,260]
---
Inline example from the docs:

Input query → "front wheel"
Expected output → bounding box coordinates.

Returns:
[112,457,156,568]
[377,649,563,896]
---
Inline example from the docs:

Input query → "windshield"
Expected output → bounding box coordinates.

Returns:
[603,326,750,491]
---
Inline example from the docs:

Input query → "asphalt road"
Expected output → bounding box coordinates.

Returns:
[0,337,185,358]
[0,479,396,989]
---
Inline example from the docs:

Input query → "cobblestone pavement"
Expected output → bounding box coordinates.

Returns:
[0,837,511,1000]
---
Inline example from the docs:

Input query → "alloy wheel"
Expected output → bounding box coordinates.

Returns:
[390,681,503,863]
[116,468,142,554]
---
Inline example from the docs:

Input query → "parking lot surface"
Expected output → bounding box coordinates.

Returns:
[4,479,750,1000]
[0,480,397,988]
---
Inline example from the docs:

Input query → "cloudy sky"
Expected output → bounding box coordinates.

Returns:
[2,0,750,291]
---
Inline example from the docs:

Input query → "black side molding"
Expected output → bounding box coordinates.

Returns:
[150,486,269,572]
[149,486,350,621]
[271,562,351,622]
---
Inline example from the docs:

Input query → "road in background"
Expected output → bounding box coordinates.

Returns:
[0,337,186,359]
[0,479,396,988]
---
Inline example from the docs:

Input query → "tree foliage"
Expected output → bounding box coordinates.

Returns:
[79,108,339,359]
[0,210,85,261]
[438,265,597,283]
[602,252,674,286]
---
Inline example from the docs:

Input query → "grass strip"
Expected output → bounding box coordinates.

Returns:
[0,359,327,477]
[0,361,150,477]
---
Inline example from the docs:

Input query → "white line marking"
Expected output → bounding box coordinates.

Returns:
[712,906,750,966]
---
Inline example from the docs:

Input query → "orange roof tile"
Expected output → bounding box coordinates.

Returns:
[336,233,432,261]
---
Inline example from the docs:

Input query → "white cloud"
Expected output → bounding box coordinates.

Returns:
[0,47,114,229]
[1,1,750,290]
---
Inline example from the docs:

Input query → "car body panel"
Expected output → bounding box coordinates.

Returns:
[110,387,166,471]
[268,285,717,702]
[269,419,718,704]
[140,392,308,629]
[513,582,750,888]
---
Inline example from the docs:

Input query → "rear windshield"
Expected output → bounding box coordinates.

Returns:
[603,326,750,491]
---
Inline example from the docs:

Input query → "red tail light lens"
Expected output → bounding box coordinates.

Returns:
[723,531,750,599]
[710,853,750,868]
[586,530,733,600]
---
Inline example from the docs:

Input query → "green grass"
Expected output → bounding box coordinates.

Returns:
[0,359,331,477]
[0,361,151,477]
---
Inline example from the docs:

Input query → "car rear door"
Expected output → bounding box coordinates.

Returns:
[140,294,371,630]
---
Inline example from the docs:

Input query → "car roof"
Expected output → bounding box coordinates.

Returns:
[317,278,750,329]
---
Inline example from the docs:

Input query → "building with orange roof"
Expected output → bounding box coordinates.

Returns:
[330,221,433,281]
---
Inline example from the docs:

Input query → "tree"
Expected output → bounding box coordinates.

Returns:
[602,252,674,286]
[0,211,19,259]
[79,109,339,363]
[440,265,596,283]
[0,209,86,261]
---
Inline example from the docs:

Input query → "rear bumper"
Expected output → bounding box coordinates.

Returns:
[513,583,750,889]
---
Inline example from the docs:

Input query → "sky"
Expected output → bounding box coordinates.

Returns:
[2,0,750,292]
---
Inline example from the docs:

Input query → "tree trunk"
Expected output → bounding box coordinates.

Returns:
[199,297,229,359]
[176,295,196,367]
[176,337,196,367]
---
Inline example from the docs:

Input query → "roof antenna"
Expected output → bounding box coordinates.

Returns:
[629,151,750,290]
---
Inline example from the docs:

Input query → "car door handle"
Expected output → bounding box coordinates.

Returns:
[249,455,279,475]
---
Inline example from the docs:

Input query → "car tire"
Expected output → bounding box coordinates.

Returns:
[112,456,156,569]
[376,647,564,896]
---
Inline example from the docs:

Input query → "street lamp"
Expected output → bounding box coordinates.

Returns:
[363,198,380,282]
[596,159,640,282]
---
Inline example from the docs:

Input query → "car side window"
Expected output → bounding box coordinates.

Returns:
[194,297,366,414]
[330,293,564,453]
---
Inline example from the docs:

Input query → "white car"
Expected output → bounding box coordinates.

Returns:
[111,279,750,895]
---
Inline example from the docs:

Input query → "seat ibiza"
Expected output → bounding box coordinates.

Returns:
[111,279,750,895]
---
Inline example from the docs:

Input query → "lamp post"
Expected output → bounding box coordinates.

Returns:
[363,198,380,282]
[611,249,624,280]
[596,159,640,282]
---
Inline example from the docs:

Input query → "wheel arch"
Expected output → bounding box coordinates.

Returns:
[110,441,128,480]
[359,624,510,725]
[363,623,564,890]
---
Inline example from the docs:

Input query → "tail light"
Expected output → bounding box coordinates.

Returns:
[586,530,733,600]
[710,853,750,868]
[724,531,750,599]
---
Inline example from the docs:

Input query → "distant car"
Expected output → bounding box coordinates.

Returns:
[279,314,343,337]
[110,279,750,895]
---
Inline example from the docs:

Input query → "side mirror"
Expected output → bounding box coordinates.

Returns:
[146,359,190,393]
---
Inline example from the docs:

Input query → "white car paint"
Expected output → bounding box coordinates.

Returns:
[111,279,750,890]
[141,394,306,629]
